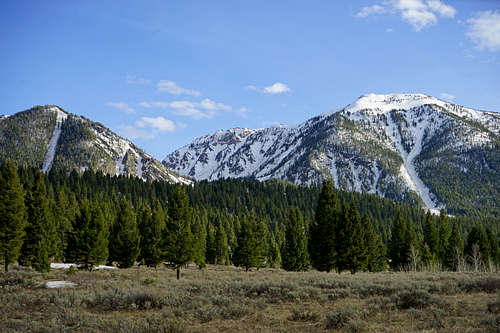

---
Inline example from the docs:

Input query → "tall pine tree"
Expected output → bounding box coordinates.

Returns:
[389,211,408,270]
[164,186,194,279]
[66,201,109,269]
[0,160,27,272]
[109,197,140,268]
[138,201,165,267]
[309,180,339,272]
[19,170,54,272]
[282,206,309,271]
[336,203,366,274]
[362,214,386,272]
[233,212,265,271]
[214,222,229,265]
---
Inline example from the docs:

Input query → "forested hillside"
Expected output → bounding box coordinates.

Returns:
[1,160,498,274]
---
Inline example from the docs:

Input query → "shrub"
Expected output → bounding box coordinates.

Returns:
[393,290,440,309]
[289,308,320,322]
[325,308,354,329]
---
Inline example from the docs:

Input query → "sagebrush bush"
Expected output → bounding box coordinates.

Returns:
[392,289,441,309]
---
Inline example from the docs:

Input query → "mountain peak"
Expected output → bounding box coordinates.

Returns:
[346,93,442,114]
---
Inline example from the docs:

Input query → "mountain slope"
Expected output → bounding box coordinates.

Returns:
[0,105,191,184]
[164,94,500,215]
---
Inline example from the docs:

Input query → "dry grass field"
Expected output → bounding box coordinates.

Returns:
[1,265,500,332]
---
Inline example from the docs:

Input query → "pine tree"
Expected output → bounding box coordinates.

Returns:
[362,214,386,272]
[0,160,27,272]
[205,223,216,264]
[109,197,140,268]
[437,210,450,264]
[233,212,265,271]
[309,180,339,272]
[388,211,408,270]
[66,201,109,269]
[465,226,490,266]
[191,211,207,268]
[164,186,194,279]
[138,201,165,267]
[423,211,439,258]
[282,206,308,271]
[421,243,433,266]
[19,170,53,271]
[214,222,229,265]
[444,220,463,270]
[485,228,499,266]
[336,203,366,274]
[267,231,282,268]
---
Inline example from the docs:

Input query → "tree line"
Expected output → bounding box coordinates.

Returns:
[0,160,499,276]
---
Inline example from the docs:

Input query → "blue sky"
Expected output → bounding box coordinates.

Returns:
[1,0,499,159]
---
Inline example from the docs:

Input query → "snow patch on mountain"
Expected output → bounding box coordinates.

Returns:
[42,107,67,173]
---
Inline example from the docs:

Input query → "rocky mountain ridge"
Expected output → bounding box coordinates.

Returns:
[164,94,500,215]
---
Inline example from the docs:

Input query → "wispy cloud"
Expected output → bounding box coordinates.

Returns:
[439,93,455,101]
[106,102,137,114]
[139,98,232,119]
[467,11,500,52]
[356,0,456,32]
[356,4,386,18]
[247,82,292,94]
[119,116,177,140]
[136,116,176,132]
[157,80,200,96]
[126,75,151,85]
[236,107,249,119]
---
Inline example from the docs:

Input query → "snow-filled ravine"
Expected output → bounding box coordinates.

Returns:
[42,107,67,173]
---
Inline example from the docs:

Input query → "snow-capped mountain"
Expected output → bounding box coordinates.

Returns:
[164,94,500,214]
[0,105,190,184]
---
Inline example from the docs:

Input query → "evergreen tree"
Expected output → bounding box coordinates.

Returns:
[444,220,464,270]
[309,180,339,272]
[205,223,216,264]
[138,201,165,267]
[267,231,282,268]
[53,189,74,261]
[336,203,366,273]
[423,211,439,258]
[282,206,308,271]
[109,198,140,268]
[19,170,53,271]
[389,211,408,270]
[66,201,109,269]
[465,226,490,265]
[191,212,207,268]
[164,186,194,279]
[233,212,265,271]
[421,243,433,266]
[214,222,229,265]
[0,160,27,272]
[436,210,450,264]
[362,214,387,272]
[485,228,499,266]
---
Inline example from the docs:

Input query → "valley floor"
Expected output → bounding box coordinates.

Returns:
[1,265,500,332]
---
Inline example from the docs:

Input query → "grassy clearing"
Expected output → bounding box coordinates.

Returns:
[1,265,499,332]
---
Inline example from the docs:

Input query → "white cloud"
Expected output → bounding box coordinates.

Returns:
[245,85,258,91]
[136,116,176,132]
[236,107,249,119]
[157,80,200,96]
[467,11,500,52]
[177,122,188,129]
[439,93,455,101]
[356,0,456,31]
[106,102,137,114]
[356,4,386,18]
[138,99,232,119]
[199,98,232,111]
[426,0,456,18]
[263,82,291,94]
[386,28,394,32]
[118,125,155,139]
[126,75,151,85]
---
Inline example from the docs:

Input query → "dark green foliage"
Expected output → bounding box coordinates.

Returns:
[19,170,53,271]
[215,223,229,265]
[444,221,464,270]
[66,201,109,269]
[282,206,309,271]
[389,212,408,270]
[423,212,439,258]
[138,201,165,267]
[164,186,194,279]
[486,228,500,265]
[109,198,140,268]
[309,180,339,272]
[206,223,216,264]
[465,226,490,264]
[336,203,366,274]
[362,214,387,272]
[436,210,450,264]
[233,212,266,271]
[0,160,27,272]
